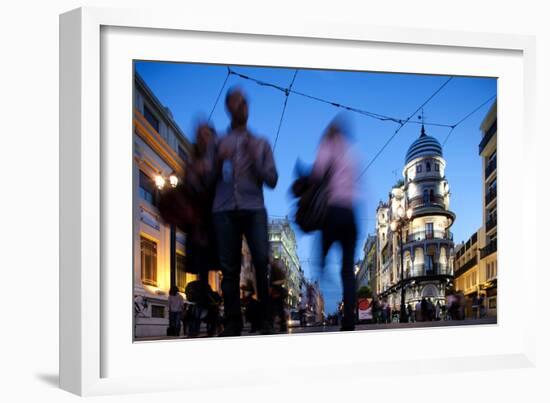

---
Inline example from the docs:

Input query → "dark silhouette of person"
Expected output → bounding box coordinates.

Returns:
[211,88,278,337]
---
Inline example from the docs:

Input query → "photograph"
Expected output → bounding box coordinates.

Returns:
[131,61,497,341]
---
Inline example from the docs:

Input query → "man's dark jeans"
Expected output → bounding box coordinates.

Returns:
[321,205,357,328]
[213,209,270,331]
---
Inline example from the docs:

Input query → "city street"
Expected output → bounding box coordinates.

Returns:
[136,317,497,341]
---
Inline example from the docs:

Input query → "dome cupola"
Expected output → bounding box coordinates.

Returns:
[405,125,443,164]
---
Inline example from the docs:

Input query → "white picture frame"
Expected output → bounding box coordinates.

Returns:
[60,6,537,396]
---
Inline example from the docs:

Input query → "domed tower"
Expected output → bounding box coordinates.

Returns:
[400,124,455,308]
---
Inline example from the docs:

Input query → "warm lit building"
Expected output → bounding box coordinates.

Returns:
[304,280,325,325]
[453,229,482,318]
[375,125,455,311]
[268,217,304,309]
[478,102,498,316]
[132,73,220,338]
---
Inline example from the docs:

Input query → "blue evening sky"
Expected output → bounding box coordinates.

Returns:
[135,61,496,314]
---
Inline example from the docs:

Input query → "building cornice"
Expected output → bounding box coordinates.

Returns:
[134,109,187,174]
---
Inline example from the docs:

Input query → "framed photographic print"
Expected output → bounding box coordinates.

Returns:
[60,6,537,396]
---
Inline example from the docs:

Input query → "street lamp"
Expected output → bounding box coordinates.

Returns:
[155,172,181,289]
[391,206,413,324]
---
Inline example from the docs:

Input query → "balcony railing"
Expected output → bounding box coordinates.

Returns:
[485,158,497,178]
[409,263,450,277]
[485,187,497,205]
[480,239,497,259]
[407,230,453,243]
[486,215,497,232]
[456,256,478,275]
[479,119,497,154]
[408,195,445,210]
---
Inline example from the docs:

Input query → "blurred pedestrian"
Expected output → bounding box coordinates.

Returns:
[311,117,358,331]
[212,88,278,337]
[427,299,435,321]
[435,300,441,321]
[407,303,414,323]
[415,299,422,322]
[298,293,307,326]
[472,295,480,319]
[479,294,485,318]
[421,298,428,322]
[242,289,261,333]
[168,286,184,336]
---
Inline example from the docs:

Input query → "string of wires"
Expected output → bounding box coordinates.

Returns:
[355,77,454,181]
[228,68,454,129]
[442,94,497,146]
[220,67,495,180]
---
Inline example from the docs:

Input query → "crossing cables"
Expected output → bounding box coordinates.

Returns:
[355,76,454,181]
[273,69,299,151]
[442,94,497,146]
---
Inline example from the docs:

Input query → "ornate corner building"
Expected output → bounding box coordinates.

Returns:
[375,125,455,309]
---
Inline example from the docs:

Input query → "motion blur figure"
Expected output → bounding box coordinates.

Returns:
[311,117,358,331]
[211,87,278,337]
[183,123,220,337]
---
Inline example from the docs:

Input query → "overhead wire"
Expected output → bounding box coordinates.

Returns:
[273,69,299,151]
[228,68,454,129]
[442,94,497,146]
[208,67,231,123]
[355,77,454,181]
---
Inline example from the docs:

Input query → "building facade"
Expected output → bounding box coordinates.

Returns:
[304,280,325,325]
[478,102,498,316]
[375,125,455,311]
[453,229,482,318]
[133,73,221,338]
[268,218,304,309]
[356,234,377,292]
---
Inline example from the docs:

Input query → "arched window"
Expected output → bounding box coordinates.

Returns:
[426,161,431,172]
[416,164,422,173]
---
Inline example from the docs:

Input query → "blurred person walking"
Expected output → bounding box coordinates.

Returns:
[435,300,441,321]
[211,88,278,337]
[415,299,422,322]
[309,118,359,331]
[479,294,486,318]
[168,286,185,336]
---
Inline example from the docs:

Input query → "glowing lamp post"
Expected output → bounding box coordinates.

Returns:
[155,172,180,289]
[391,206,413,324]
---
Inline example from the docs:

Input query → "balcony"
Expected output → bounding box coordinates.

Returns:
[410,263,450,277]
[407,230,453,243]
[485,158,497,178]
[485,187,497,206]
[479,119,497,154]
[486,215,497,232]
[455,256,478,277]
[409,195,445,210]
[480,239,497,259]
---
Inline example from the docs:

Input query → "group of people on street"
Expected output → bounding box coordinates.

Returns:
[163,87,359,337]
[367,293,485,324]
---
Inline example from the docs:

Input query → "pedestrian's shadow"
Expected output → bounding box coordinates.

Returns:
[35,373,59,388]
